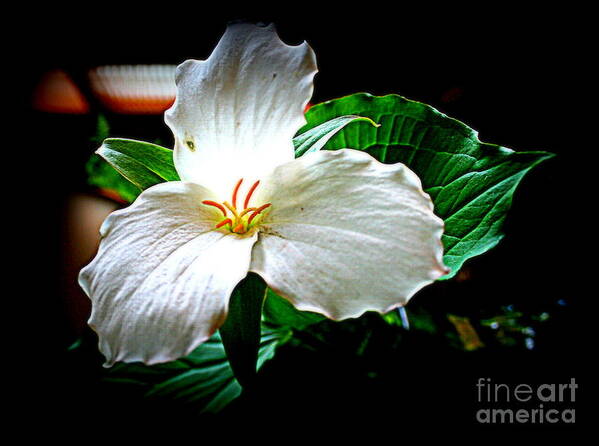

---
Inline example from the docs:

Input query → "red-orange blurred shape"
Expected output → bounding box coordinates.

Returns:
[32,69,90,114]
[89,65,177,114]
[96,187,129,205]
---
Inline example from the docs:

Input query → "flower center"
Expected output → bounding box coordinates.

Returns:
[202,178,271,235]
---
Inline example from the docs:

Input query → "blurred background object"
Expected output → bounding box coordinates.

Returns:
[32,69,90,114]
[60,193,118,335]
[89,65,176,114]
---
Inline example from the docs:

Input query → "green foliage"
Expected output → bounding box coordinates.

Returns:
[219,273,267,388]
[96,138,180,189]
[86,115,142,203]
[301,93,554,278]
[95,327,289,414]
[91,114,110,145]
[263,289,325,330]
[294,115,378,157]
[86,154,141,203]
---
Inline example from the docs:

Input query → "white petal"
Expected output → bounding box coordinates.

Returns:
[250,149,448,320]
[165,23,317,198]
[79,182,257,366]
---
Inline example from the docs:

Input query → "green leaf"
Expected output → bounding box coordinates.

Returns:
[294,115,379,157]
[219,273,266,388]
[95,138,180,191]
[301,93,554,278]
[263,288,325,330]
[100,326,288,414]
[86,116,143,203]
[85,154,142,203]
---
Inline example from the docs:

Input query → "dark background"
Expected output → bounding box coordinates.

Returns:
[12,7,584,436]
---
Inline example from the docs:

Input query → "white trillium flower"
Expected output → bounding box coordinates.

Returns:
[79,23,449,367]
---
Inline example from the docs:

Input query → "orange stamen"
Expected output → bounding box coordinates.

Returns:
[244,180,260,209]
[247,203,271,225]
[232,178,243,209]
[204,180,269,234]
[216,218,232,229]
[202,200,227,217]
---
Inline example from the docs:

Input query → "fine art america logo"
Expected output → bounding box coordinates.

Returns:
[476,378,577,424]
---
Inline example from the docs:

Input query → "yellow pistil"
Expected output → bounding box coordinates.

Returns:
[202,178,271,235]
[238,207,256,218]
[223,201,239,220]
